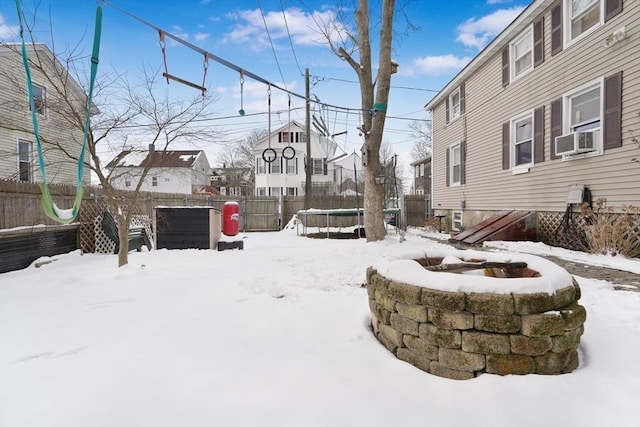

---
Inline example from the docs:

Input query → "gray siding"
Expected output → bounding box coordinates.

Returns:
[431,0,639,217]
[0,46,90,186]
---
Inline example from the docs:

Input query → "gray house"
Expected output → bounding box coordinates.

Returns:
[0,43,90,185]
[425,0,638,235]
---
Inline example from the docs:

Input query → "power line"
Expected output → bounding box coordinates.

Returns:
[280,0,304,77]
[257,0,288,92]
[311,75,441,93]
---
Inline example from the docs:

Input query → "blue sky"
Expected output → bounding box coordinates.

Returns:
[0,0,527,171]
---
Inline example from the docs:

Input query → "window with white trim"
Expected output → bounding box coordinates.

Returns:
[566,0,601,43]
[256,158,265,175]
[286,158,296,174]
[449,88,461,121]
[256,187,266,196]
[18,140,32,182]
[312,158,325,175]
[561,79,603,157]
[511,113,533,168]
[286,187,297,196]
[30,83,46,116]
[269,187,281,196]
[450,143,461,186]
[152,176,158,186]
[270,158,281,174]
[452,211,463,231]
[511,28,533,80]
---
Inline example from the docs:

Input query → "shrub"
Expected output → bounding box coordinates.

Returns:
[579,199,640,258]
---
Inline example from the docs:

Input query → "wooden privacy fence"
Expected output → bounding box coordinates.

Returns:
[0,179,427,235]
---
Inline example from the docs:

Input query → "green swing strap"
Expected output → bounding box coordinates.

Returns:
[15,0,103,224]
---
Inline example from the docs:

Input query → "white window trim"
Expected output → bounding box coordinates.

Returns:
[510,27,534,81]
[30,82,47,117]
[17,139,33,182]
[452,210,463,232]
[450,143,461,187]
[564,0,603,48]
[560,77,604,161]
[256,158,266,175]
[449,87,461,122]
[510,111,534,172]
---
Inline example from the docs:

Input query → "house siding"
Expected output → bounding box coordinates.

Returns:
[0,46,90,185]
[254,121,339,195]
[431,0,639,223]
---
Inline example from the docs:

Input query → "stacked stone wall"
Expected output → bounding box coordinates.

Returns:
[366,266,586,380]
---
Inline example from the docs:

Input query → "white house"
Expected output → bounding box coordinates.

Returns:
[254,120,345,196]
[329,151,364,196]
[0,43,91,185]
[106,149,211,194]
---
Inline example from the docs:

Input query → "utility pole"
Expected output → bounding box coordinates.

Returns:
[304,68,312,210]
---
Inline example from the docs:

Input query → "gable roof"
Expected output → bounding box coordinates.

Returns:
[106,150,207,169]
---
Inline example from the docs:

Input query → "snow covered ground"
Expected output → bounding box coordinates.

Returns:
[1,227,638,426]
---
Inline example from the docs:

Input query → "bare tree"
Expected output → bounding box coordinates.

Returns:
[216,128,267,185]
[1,19,222,267]
[320,0,397,241]
[408,119,432,161]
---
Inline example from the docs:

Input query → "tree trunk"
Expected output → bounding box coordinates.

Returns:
[117,213,129,267]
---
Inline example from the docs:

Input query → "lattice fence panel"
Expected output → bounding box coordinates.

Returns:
[78,201,152,253]
[537,211,640,257]
[537,211,588,252]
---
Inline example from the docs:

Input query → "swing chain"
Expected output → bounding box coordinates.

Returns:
[158,31,169,84]
[201,53,209,97]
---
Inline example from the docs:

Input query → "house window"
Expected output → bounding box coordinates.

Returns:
[125,179,131,188]
[567,0,601,43]
[256,158,265,175]
[452,211,463,231]
[556,80,603,158]
[152,176,158,186]
[269,187,281,196]
[568,83,601,132]
[286,187,297,196]
[511,113,533,168]
[449,87,461,121]
[279,131,306,143]
[450,144,461,186]
[511,28,533,79]
[256,187,266,196]
[286,158,296,174]
[18,140,32,182]
[280,132,292,143]
[270,158,282,174]
[30,83,46,116]
[164,177,170,182]
[312,158,325,175]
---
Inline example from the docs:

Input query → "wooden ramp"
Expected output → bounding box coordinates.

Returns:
[450,210,536,245]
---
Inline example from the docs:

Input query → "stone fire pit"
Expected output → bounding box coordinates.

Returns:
[367,250,586,380]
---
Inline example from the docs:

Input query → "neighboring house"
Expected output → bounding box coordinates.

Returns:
[253,120,341,196]
[106,149,211,195]
[0,43,90,185]
[330,151,364,196]
[210,166,252,196]
[424,0,638,232]
[410,156,432,197]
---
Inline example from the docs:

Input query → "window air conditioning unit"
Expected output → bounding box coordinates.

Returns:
[555,130,598,156]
